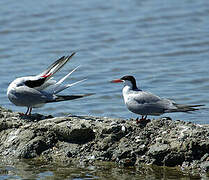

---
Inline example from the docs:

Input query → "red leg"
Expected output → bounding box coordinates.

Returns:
[136,115,149,124]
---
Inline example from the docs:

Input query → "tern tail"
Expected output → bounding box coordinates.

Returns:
[46,93,94,103]
[166,104,205,113]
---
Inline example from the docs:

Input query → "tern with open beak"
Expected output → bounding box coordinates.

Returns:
[7,52,93,115]
[111,75,204,123]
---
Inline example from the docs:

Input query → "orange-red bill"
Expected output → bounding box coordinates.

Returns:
[111,79,123,83]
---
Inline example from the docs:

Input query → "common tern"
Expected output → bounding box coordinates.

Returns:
[111,75,204,123]
[7,52,93,115]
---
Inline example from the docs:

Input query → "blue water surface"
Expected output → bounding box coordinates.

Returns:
[1,0,209,179]
[1,0,209,123]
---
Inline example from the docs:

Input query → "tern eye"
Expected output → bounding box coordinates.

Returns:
[24,78,46,88]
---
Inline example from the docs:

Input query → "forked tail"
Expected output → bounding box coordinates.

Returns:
[166,104,205,113]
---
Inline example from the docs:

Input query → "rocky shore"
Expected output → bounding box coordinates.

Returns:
[1,106,209,173]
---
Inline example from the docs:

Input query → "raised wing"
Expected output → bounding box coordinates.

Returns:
[38,52,76,81]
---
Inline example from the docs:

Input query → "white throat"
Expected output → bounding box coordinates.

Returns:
[124,80,133,89]
[122,80,133,104]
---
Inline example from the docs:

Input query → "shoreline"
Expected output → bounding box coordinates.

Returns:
[1,106,209,173]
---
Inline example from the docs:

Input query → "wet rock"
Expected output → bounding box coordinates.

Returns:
[118,157,136,167]
[163,152,185,167]
[1,106,209,173]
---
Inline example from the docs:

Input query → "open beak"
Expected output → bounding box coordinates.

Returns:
[111,79,124,83]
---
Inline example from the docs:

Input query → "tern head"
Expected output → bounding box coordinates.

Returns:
[111,75,138,90]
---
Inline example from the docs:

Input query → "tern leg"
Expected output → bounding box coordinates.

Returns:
[25,107,32,115]
[28,107,32,115]
[25,107,30,115]
[140,115,146,120]
[136,116,142,123]
[136,115,148,124]
[140,115,147,120]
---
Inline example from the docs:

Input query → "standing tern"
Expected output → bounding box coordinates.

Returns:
[7,52,93,115]
[111,75,204,123]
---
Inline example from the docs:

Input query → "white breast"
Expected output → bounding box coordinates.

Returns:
[122,85,131,104]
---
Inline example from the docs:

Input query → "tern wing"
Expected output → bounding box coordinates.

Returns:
[133,91,162,104]
[135,91,204,113]
[131,91,172,115]
[38,52,76,81]
[8,86,51,107]
[129,90,204,115]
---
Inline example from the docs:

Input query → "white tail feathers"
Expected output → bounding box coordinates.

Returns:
[54,78,87,94]
[55,65,80,85]
[44,65,87,94]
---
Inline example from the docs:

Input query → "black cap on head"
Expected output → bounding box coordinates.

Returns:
[121,75,138,89]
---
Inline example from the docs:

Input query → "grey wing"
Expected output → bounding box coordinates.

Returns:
[133,91,162,104]
[132,92,174,115]
[9,86,52,107]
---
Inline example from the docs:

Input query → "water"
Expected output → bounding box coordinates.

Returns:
[1,0,209,178]
[0,157,205,179]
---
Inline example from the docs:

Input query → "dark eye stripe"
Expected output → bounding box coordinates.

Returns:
[25,78,46,88]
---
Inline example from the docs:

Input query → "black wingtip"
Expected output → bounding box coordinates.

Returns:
[46,93,95,103]
[189,104,205,107]
[177,104,205,112]
[68,52,76,58]
[82,93,95,97]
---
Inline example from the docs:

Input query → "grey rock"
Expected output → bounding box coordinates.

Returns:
[147,144,170,165]
[200,161,209,172]
[148,144,170,156]
[1,106,209,173]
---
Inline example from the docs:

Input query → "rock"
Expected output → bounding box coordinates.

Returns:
[200,153,209,162]
[200,161,209,172]
[148,144,170,156]
[147,143,170,165]
[163,152,185,167]
[118,157,136,167]
[1,106,209,173]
